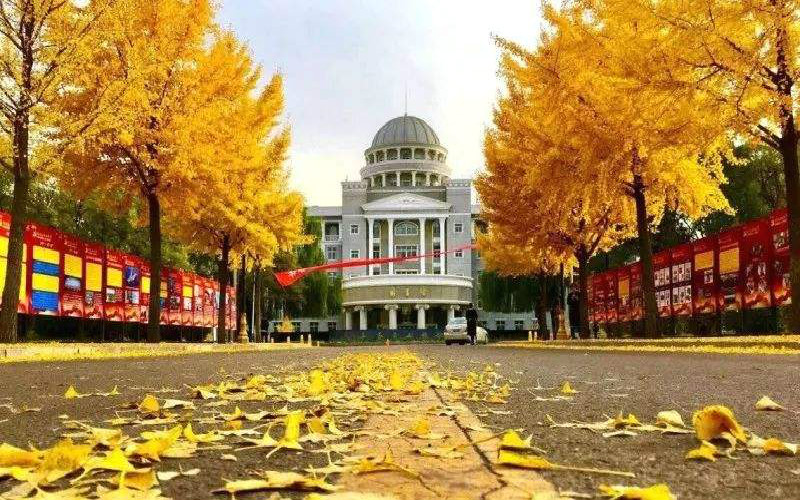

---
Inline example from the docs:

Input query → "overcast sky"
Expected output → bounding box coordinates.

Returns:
[218,1,542,206]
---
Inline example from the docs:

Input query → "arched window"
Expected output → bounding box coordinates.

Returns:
[376,150,385,162]
[414,148,425,159]
[394,221,419,236]
[400,148,412,159]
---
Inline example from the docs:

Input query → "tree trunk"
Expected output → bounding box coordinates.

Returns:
[237,254,246,335]
[780,115,800,333]
[576,246,591,339]
[217,237,230,343]
[253,265,262,342]
[632,173,659,338]
[536,272,549,339]
[0,13,34,343]
[146,193,162,342]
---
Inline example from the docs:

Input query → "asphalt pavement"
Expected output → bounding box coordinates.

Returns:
[0,345,798,500]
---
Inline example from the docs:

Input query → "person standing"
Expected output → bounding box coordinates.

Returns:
[466,304,478,345]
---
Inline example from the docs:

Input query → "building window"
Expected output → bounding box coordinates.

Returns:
[395,245,418,257]
[292,322,301,333]
[309,322,319,333]
[350,249,360,259]
[454,250,463,258]
[395,221,419,236]
[350,224,359,235]
[372,243,380,259]
[327,321,337,332]
[514,320,524,331]
[372,223,381,237]
[326,247,337,260]
[400,148,412,159]
[454,222,463,233]
[495,320,505,331]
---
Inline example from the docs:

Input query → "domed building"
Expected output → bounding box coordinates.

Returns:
[280,115,536,335]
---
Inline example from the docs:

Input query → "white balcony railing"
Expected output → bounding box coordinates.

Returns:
[324,234,341,242]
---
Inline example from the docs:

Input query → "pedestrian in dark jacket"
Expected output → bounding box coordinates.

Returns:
[466,304,478,345]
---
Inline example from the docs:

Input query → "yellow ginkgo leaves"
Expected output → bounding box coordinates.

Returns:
[691,405,747,443]
[560,381,577,395]
[217,471,338,494]
[138,395,160,415]
[0,442,41,468]
[685,441,719,462]
[754,395,784,411]
[499,430,534,451]
[598,483,676,500]
[405,418,445,440]
[183,423,223,444]
[65,385,81,399]
[307,369,327,396]
[498,450,635,477]
[37,439,93,483]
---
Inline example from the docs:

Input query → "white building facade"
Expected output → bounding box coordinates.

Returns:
[281,115,536,334]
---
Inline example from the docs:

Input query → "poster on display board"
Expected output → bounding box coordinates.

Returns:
[0,213,29,313]
[203,278,215,327]
[192,275,204,327]
[653,251,672,317]
[741,218,772,309]
[769,208,791,306]
[629,263,643,321]
[692,236,717,314]
[718,227,743,312]
[605,271,619,324]
[227,287,236,331]
[104,249,124,321]
[670,244,692,316]
[60,234,84,317]
[122,254,141,322]
[181,272,194,326]
[168,269,182,325]
[587,275,596,323]
[616,266,631,323]
[83,243,104,319]
[593,274,606,323]
[159,277,169,325]
[139,260,150,323]
[26,222,61,316]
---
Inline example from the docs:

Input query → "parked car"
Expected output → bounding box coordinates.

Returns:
[444,317,488,345]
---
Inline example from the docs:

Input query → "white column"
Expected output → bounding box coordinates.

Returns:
[438,216,446,275]
[367,218,374,276]
[345,309,352,330]
[418,217,425,274]
[448,305,456,323]
[425,172,431,186]
[411,171,417,186]
[416,305,428,330]
[388,218,395,275]
[358,306,367,331]
[381,173,386,187]
[386,304,398,330]
[396,171,401,186]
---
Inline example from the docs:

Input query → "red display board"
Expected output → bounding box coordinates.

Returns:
[159,276,169,325]
[0,213,29,313]
[629,262,643,321]
[60,234,84,317]
[718,226,743,312]
[84,243,104,319]
[742,218,772,309]
[122,254,141,322]
[593,274,606,323]
[616,266,631,322]
[168,268,182,325]
[587,275,596,323]
[26,222,62,316]
[139,260,150,324]
[203,278,215,327]
[104,249,124,321]
[653,251,672,317]
[181,272,194,326]
[670,244,692,316]
[692,236,717,314]
[192,275,204,327]
[605,271,618,324]
[769,208,791,306]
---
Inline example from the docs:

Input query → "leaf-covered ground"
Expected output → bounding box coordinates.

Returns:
[0,345,798,500]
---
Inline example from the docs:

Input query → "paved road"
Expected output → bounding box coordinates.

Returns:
[0,345,798,500]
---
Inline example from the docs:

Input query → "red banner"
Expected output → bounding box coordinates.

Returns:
[692,236,717,314]
[770,208,791,306]
[140,260,150,324]
[670,244,692,316]
[616,266,631,322]
[742,218,772,309]
[629,262,643,321]
[718,227,743,312]
[122,254,141,322]
[653,251,672,317]
[60,234,84,318]
[104,249,124,321]
[181,272,194,326]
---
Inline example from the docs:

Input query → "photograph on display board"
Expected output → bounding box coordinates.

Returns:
[123,254,141,322]
[83,243,104,319]
[670,245,692,316]
[60,234,84,317]
[616,267,630,322]
[653,252,672,317]
[139,261,150,323]
[104,250,124,321]
[629,263,643,321]
[770,208,791,306]
[181,272,194,326]
[159,279,169,325]
[203,279,215,326]
[718,227,743,312]
[193,276,204,327]
[27,223,62,316]
[742,219,772,309]
[605,272,618,324]
[692,236,717,314]
[167,269,182,325]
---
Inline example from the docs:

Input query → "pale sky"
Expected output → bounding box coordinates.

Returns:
[219,1,542,206]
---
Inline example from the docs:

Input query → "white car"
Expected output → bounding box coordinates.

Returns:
[444,317,488,345]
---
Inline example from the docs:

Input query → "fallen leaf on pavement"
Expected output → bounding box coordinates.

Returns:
[692,405,747,443]
[598,483,675,500]
[754,396,784,411]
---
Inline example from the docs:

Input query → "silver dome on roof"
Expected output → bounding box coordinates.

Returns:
[371,115,440,148]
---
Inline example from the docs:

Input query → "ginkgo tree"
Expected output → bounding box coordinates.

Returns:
[587,0,800,331]
[0,0,119,342]
[494,4,731,337]
[57,0,248,342]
